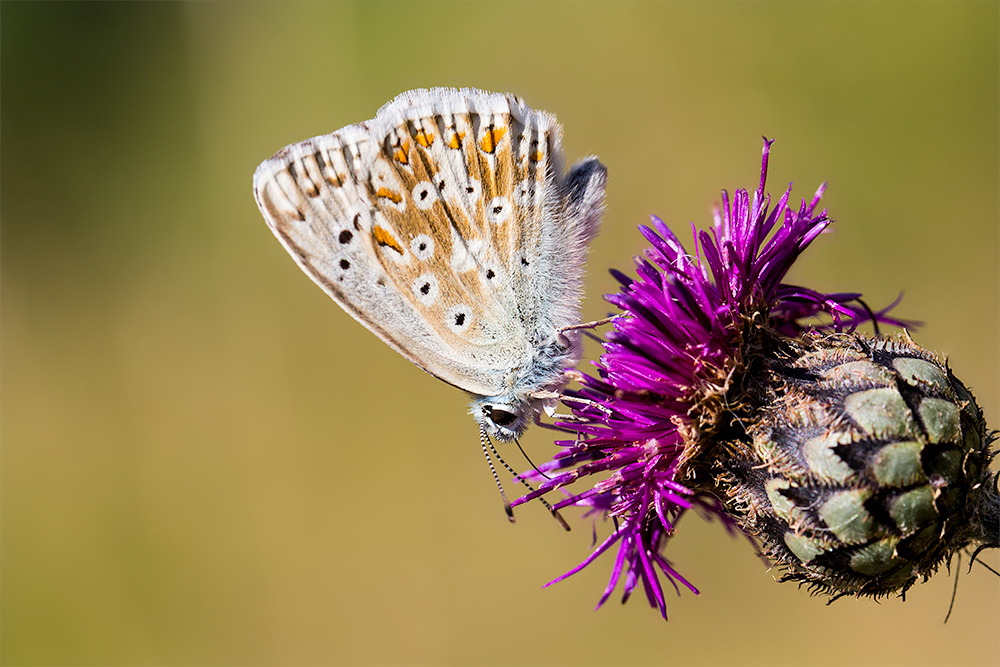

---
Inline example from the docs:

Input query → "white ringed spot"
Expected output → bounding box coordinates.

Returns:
[446,304,473,334]
[411,181,437,210]
[486,196,512,224]
[410,234,434,261]
[412,274,439,306]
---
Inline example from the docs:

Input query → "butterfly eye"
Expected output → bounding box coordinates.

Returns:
[489,407,517,427]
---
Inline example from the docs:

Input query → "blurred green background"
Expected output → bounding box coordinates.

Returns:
[3,2,997,665]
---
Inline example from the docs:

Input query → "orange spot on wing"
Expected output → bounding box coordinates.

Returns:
[415,130,434,147]
[479,126,507,153]
[375,187,403,204]
[393,141,410,164]
[447,131,465,149]
[372,226,404,254]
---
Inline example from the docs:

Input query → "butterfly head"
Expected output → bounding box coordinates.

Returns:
[471,333,581,441]
[473,397,536,442]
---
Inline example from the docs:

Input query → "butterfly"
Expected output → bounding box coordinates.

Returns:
[252,88,606,514]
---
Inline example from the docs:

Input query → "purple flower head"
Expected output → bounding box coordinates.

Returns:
[513,139,906,619]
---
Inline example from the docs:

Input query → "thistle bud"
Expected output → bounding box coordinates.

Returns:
[713,332,997,598]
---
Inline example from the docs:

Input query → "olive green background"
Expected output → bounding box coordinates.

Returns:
[3,2,997,666]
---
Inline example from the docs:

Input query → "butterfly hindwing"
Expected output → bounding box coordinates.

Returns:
[366,90,577,351]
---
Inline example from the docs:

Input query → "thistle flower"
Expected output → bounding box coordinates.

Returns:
[514,139,998,619]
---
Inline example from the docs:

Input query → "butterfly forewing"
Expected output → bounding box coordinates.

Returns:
[255,127,507,396]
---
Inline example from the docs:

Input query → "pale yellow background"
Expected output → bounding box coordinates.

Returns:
[3,2,998,666]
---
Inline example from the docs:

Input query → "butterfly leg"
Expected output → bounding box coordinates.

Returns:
[530,374,616,419]
[557,314,625,335]
[531,406,602,427]
[555,314,630,348]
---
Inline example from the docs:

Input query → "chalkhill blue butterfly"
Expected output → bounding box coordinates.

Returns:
[253,88,606,519]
